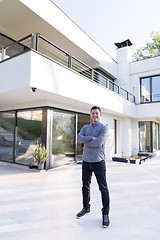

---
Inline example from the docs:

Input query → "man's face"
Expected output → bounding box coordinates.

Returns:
[90,108,101,124]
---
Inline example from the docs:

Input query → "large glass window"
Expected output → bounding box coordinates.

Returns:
[152,76,160,102]
[139,122,151,152]
[0,112,15,162]
[16,110,42,165]
[140,77,150,102]
[139,121,160,152]
[153,122,159,151]
[51,111,76,168]
[141,75,160,103]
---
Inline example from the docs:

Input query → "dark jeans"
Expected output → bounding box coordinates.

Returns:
[82,160,110,215]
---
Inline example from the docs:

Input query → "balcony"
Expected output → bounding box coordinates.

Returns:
[0,33,135,104]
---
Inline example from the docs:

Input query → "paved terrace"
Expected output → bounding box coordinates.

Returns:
[0,157,160,240]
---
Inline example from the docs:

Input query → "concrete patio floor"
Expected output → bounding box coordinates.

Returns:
[0,156,160,240]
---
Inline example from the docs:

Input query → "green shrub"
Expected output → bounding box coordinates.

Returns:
[32,142,50,164]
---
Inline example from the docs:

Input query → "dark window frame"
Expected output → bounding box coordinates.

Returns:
[0,106,90,169]
[140,75,160,103]
[138,121,160,153]
[114,119,117,154]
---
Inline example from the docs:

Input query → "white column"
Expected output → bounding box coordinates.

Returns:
[122,118,132,157]
[131,119,139,155]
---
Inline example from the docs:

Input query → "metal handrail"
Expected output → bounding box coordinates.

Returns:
[35,34,135,103]
[36,34,67,56]
[0,33,135,103]
[4,34,34,49]
[0,34,34,61]
[36,34,93,70]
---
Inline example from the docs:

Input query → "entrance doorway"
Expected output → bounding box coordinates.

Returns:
[50,110,90,168]
[51,111,76,168]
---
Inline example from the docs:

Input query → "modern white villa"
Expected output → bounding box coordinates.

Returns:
[0,0,160,169]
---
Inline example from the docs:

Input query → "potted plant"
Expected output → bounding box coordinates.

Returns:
[32,141,50,170]
[129,156,143,164]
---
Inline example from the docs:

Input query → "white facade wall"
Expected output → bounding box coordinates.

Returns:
[0,50,138,162]
[0,51,136,118]
[102,114,137,160]
[1,0,160,164]
[101,114,114,161]
[0,50,138,161]
[1,49,160,160]
[130,56,160,120]
[0,53,31,93]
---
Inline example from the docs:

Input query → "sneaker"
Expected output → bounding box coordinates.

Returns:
[102,214,110,228]
[76,208,90,218]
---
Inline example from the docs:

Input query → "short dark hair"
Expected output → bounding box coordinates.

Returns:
[90,106,101,113]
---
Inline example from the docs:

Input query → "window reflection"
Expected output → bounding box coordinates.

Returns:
[139,121,151,152]
[51,111,75,168]
[141,76,160,103]
[153,122,159,151]
[16,110,42,165]
[139,121,160,152]
[141,78,150,102]
[0,112,15,162]
[152,76,160,101]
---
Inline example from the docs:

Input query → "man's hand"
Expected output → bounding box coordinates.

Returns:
[93,137,97,140]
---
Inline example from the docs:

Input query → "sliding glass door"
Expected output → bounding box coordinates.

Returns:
[139,121,160,152]
[51,111,76,168]
[139,122,151,152]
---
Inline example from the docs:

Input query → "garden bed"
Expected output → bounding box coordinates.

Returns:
[112,157,128,163]
[112,155,151,164]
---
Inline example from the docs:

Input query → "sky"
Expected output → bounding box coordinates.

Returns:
[52,0,160,60]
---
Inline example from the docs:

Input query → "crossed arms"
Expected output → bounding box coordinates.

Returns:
[77,125,107,148]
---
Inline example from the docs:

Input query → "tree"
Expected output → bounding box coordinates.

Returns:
[133,31,160,61]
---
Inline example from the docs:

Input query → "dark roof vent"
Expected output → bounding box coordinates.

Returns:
[114,39,132,48]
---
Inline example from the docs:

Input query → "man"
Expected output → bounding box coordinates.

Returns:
[76,106,110,228]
